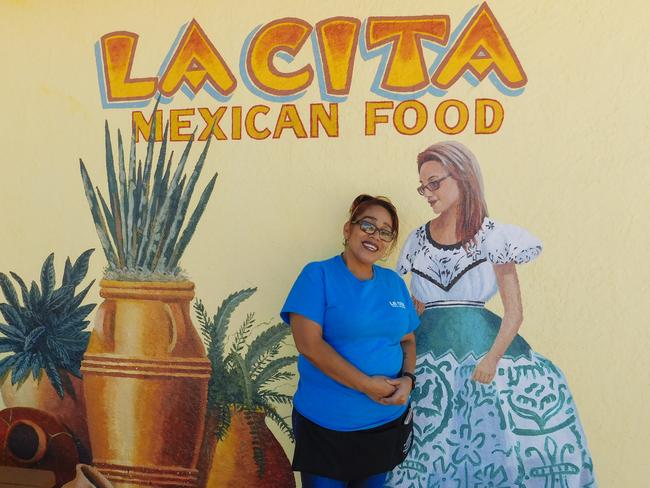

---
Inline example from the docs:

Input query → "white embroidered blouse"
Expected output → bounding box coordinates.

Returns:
[397,218,542,307]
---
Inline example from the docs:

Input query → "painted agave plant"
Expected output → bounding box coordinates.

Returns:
[79,101,218,281]
[0,250,96,397]
[194,288,296,470]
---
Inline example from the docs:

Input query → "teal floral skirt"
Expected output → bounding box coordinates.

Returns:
[385,306,596,488]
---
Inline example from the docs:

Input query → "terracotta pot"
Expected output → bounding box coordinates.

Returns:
[1,372,91,462]
[81,280,211,488]
[202,408,295,488]
[61,464,113,488]
[0,407,79,486]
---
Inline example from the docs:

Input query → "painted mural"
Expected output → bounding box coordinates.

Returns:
[0,109,297,486]
[0,1,647,487]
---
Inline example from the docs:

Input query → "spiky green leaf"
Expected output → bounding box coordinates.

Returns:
[126,128,137,268]
[0,323,25,342]
[170,172,218,268]
[231,313,256,356]
[157,128,213,271]
[30,356,43,380]
[140,130,170,260]
[257,390,293,405]
[65,280,95,314]
[24,326,46,351]
[0,324,25,350]
[260,403,294,442]
[61,304,96,327]
[40,253,56,301]
[0,273,20,309]
[105,121,125,266]
[47,285,75,311]
[258,370,294,386]
[212,288,256,358]
[211,404,232,441]
[0,304,25,331]
[117,128,129,265]
[44,356,64,398]
[9,272,29,309]
[227,350,253,405]
[97,187,118,250]
[0,339,18,353]
[29,281,42,311]
[0,355,18,380]
[245,323,290,372]
[253,356,297,390]
[80,160,118,268]
[48,336,72,368]
[11,353,32,386]
[62,258,73,286]
[145,174,186,270]
[193,299,213,348]
[160,153,173,199]
[70,249,95,288]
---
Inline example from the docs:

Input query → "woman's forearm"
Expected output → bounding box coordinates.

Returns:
[488,262,524,360]
[291,313,399,401]
[487,311,522,360]
[297,335,371,393]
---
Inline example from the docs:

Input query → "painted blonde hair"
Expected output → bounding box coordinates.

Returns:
[417,141,488,245]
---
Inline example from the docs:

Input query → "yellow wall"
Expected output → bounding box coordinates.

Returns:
[0,1,648,485]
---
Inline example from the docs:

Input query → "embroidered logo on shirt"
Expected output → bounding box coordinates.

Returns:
[389,301,406,309]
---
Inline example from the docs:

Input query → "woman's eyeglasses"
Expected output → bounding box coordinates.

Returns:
[417,175,451,195]
[351,220,395,242]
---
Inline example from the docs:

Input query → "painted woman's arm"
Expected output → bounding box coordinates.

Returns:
[290,312,396,402]
[471,263,524,384]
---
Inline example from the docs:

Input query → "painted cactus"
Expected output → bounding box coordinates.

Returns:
[79,101,218,281]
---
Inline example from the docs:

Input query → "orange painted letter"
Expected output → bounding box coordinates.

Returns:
[132,110,164,142]
[102,32,157,102]
[366,16,449,92]
[434,100,469,135]
[432,3,527,90]
[246,18,314,96]
[159,19,237,98]
[315,17,361,96]
[365,101,394,136]
[475,99,504,134]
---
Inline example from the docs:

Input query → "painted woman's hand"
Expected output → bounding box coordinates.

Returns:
[411,295,425,315]
[362,375,397,403]
[380,377,412,405]
[471,355,498,384]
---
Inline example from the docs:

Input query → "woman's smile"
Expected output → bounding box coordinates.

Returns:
[361,240,379,252]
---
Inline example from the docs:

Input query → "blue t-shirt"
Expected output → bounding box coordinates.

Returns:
[280,255,419,431]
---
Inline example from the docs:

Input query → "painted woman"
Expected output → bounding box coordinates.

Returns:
[385,142,596,487]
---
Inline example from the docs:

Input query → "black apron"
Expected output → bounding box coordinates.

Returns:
[291,405,413,481]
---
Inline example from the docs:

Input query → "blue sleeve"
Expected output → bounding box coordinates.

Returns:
[280,263,326,327]
[399,276,420,333]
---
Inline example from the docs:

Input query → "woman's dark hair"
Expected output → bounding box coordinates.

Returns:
[348,194,400,252]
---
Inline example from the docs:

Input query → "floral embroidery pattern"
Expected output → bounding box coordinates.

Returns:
[386,352,596,488]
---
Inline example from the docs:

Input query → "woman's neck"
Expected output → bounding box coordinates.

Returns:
[429,207,460,244]
[341,250,373,281]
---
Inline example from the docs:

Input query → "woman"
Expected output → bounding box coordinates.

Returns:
[385,142,596,487]
[281,194,420,488]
